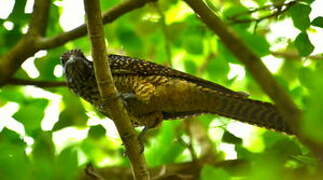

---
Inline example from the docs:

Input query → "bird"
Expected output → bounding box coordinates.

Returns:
[61,49,292,134]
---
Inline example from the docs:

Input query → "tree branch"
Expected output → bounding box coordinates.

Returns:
[0,0,156,85]
[0,0,51,83]
[183,118,216,159]
[272,51,323,61]
[6,78,66,88]
[228,1,296,24]
[28,0,51,37]
[39,0,157,49]
[182,0,323,160]
[80,159,251,180]
[83,0,149,179]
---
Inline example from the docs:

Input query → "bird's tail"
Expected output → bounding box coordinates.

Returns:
[210,95,293,134]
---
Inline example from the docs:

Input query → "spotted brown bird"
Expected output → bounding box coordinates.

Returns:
[61,49,292,134]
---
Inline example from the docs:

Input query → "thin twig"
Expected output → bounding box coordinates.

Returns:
[83,0,149,179]
[197,52,216,74]
[80,159,252,180]
[272,51,323,61]
[176,129,198,161]
[228,1,296,24]
[184,118,217,159]
[84,163,105,180]
[6,78,66,88]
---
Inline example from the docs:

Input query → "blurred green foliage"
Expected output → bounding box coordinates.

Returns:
[0,0,322,179]
[311,16,323,28]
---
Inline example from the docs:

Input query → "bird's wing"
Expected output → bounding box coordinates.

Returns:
[109,54,245,98]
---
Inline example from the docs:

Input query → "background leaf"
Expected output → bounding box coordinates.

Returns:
[200,165,230,180]
[289,3,311,31]
[311,16,323,28]
[294,32,314,56]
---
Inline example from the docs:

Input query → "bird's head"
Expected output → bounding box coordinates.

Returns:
[60,49,93,81]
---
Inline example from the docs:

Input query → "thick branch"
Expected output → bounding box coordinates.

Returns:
[182,0,323,160]
[0,0,155,85]
[83,0,149,179]
[6,78,66,88]
[28,0,51,36]
[0,0,51,83]
[39,0,157,49]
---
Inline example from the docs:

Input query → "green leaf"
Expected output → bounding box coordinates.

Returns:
[299,0,315,4]
[32,132,55,179]
[54,147,79,180]
[218,41,239,64]
[206,55,230,83]
[170,15,206,55]
[289,3,311,31]
[298,67,315,88]
[311,16,323,28]
[181,16,205,55]
[264,138,302,162]
[146,30,169,64]
[302,62,323,142]
[222,130,242,145]
[1,27,23,53]
[234,27,270,57]
[236,145,256,160]
[262,131,291,149]
[3,0,28,51]
[146,121,185,166]
[254,0,267,6]
[279,60,302,81]
[168,22,186,47]
[294,32,314,56]
[53,89,87,131]
[0,86,25,103]
[197,114,216,129]
[100,0,119,11]
[35,48,66,81]
[200,165,230,180]
[13,98,49,135]
[223,5,249,20]
[46,5,63,37]
[223,5,251,29]
[184,59,197,74]
[0,129,31,180]
[32,132,55,159]
[184,35,204,54]
[245,73,265,97]
[88,125,106,139]
[8,0,29,25]
[115,22,144,56]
